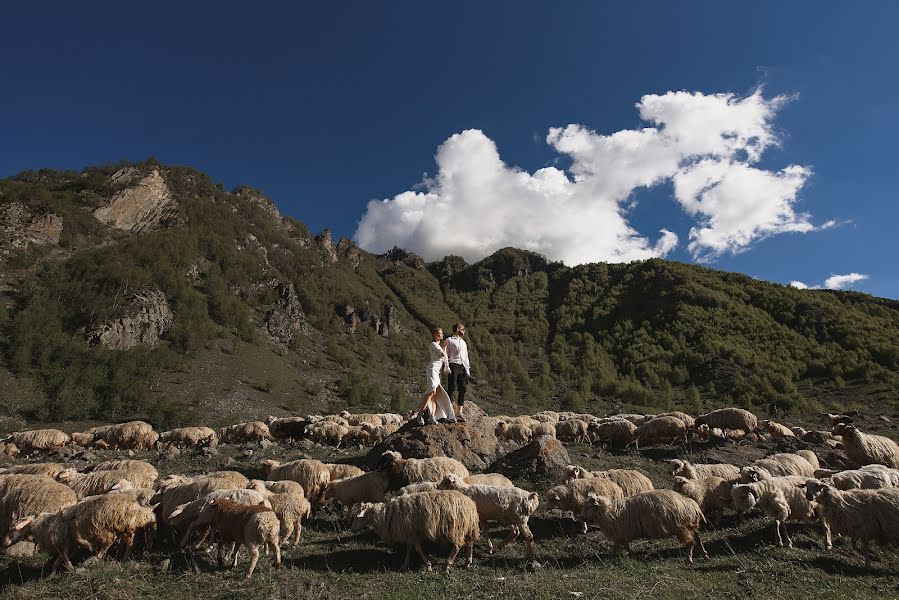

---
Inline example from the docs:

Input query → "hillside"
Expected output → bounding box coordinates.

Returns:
[1,161,897,429]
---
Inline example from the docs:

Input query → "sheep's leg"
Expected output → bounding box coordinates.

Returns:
[862,540,872,568]
[480,520,494,554]
[465,541,475,568]
[413,542,432,571]
[774,520,784,547]
[446,544,461,573]
[294,523,302,546]
[50,554,63,574]
[686,539,695,564]
[400,545,413,570]
[245,545,259,579]
[217,542,225,568]
[694,531,709,560]
[122,532,136,560]
[231,543,241,569]
[819,514,832,550]
[496,525,520,553]
[272,541,282,570]
[519,522,536,560]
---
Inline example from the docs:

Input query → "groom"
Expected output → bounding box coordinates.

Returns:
[444,322,471,422]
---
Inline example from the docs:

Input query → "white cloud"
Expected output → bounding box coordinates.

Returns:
[355,89,825,265]
[824,273,869,290]
[789,273,869,291]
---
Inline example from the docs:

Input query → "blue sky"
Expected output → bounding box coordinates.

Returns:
[2,2,897,297]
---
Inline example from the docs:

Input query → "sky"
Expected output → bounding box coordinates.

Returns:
[2,2,897,298]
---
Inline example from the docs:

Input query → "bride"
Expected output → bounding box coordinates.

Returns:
[414,327,456,426]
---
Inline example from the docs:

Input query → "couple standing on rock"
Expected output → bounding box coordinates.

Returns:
[414,322,470,426]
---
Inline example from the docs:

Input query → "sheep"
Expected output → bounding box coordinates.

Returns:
[55,469,142,499]
[588,419,637,448]
[261,459,331,503]
[93,421,159,450]
[247,479,305,497]
[0,462,68,478]
[532,411,560,424]
[66,493,157,560]
[322,470,390,513]
[86,460,159,488]
[305,421,349,446]
[219,421,273,445]
[815,467,894,490]
[580,489,708,564]
[269,491,311,546]
[342,425,373,447]
[169,488,272,545]
[70,432,98,447]
[377,450,470,490]
[4,429,70,452]
[265,416,310,441]
[326,463,365,482]
[2,511,77,572]
[438,473,540,559]
[351,490,480,573]
[555,419,589,444]
[397,482,438,495]
[666,459,740,481]
[466,473,514,487]
[159,426,218,448]
[567,467,654,497]
[801,480,899,567]
[633,416,688,448]
[694,408,758,435]
[740,452,818,482]
[657,411,696,428]
[731,476,831,548]
[546,477,625,533]
[340,411,383,427]
[791,426,808,438]
[183,498,281,579]
[530,422,556,438]
[671,475,735,526]
[761,420,795,438]
[0,476,77,538]
[495,421,532,444]
[614,414,655,426]
[377,413,405,426]
[207,471,250,488]
[151,475,245,526]
[834,424,899,469]
[321,415,350,427]
[802,430,841,445]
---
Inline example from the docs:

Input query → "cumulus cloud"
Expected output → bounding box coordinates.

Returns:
[355,89,824,265]
[790,273,869,291]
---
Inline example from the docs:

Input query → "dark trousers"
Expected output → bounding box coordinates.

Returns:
[447,363,468,405]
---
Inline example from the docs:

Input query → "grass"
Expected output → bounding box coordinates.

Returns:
[2,424,899,599]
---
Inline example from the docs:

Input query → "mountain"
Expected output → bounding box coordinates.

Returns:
[1,161,897,429]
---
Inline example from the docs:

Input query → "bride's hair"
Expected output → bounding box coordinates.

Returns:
[431,327,443,338]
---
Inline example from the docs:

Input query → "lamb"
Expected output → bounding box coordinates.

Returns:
[587,419,636,448]
[730,476,831,548]
[305,421,349,446]
[546,477,625,533]
[159,426,218,448]
[564,465,654,497]
[219,421,273,444]
[530,422,556,438]
[182,498,281,579]
[4,429,70,452]
[495,421,532,444]
[377,450,470,490]
[438,473,539,559]
[0,476,77,538]
[91,421,159,450]
[671,475,735,526]
[325,463,365,481]
[633,416,688,448]
[801,480,899,567]
[740,452,818,482]
[666,459,740,481]
[580,489,708,564]
[555,419,589,444]
[351,490,480,573]
[321,470,390,513]
[261,459,332,503]
[761,420,795,438]
[694,408,758,435]
[0,462,68,478]
[834,424,899,469]
[269,491,311,546]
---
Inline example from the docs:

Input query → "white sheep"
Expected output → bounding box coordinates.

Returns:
[564,465,654,496]
[322,471,390,514]
[760,420,795,438]
[834,424,899,469]
[671,475,734,526]
[377,450,470,489]
[731,476,831,548]
[740,452,818,482]
[694,408,758,435]
[666,459,740,481]
[580,489,708,564]
[555,419,589,444]
[587,419,636,448]
[261,459,331,504]
[219,421,273,444]
[269,491,311,546]
[633,416,688,447]
[546,477,625,533]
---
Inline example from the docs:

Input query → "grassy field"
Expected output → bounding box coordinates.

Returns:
[1,429,899,599]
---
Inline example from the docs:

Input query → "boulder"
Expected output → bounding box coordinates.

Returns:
[93,169,178,233]
[366,401,497,471]
[490,435,569,482]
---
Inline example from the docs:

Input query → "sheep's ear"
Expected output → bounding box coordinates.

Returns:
[12,517,33,531]
[355,504,369,518]
[586,492,599,503]
[169,507,185,518]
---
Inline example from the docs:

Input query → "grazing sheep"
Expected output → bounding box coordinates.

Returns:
[397,482,438,495]
[322,471,390,513]
[377,413,405,426]
[265,416,310,441]
[151,476,245,526]
[159,427,218,448]
[581,489,708,563]
[0,476,77,538]
[340,411,383,427]
[694,408,758,435]
[91,421,159,450]
[834,424,899,469]
[731,476,831,548]
[219,421,273,444]
[801,480,899,567]
[614,414,655,426]
[247,479,305,497]
[588,419,637,448]
[86,460,159,488]
[633,416,688,448]
[207,471,250,488]
[438,473,540,558]
[320,415,350,427]
[4,429,70,452]
[666,459,740,481]
[269,491,311,546]
[261,459,331,503]
[672,476,735,526]
[761,420,795,438]
[0,443,18,457]
[67,493,157,560]
[564,465,654,497]
[555,419,589,444]
[325,463,365,482]
[530,422,556,438]
[801,430,841,445]
[2,511,76,571]
[56,469,143,499]
[169,488,271,536]
[791,427,808,438]
[343,425,373,447]
[305,421,349,446]
[0,462,67,478]
[183,498,281,579]
[546,477,625,533]
[815,465,899,490]
[740,452,818,482]
[466,473,514,487]
[377,451,470,490]
[495,421,532,444]
[351,490,480,573]
[657,412,696,428]
[532,411,560,424]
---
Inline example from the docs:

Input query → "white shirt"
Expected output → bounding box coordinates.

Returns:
[444,335,470,375]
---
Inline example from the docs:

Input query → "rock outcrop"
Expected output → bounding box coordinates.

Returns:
[336,237,362,268]
[490,436,570,483]
[87,290,174,350]
[316,229,338,263]
[366,401,498,471]
[93,170,178,233]
[341,302,399,336]
[0,202,63,261]
[266,282,307,345]
[234,186,285,229]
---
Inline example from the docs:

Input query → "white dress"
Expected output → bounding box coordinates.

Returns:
[426,341,455,420]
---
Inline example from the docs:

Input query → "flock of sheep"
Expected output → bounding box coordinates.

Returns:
[1,406,899,579]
